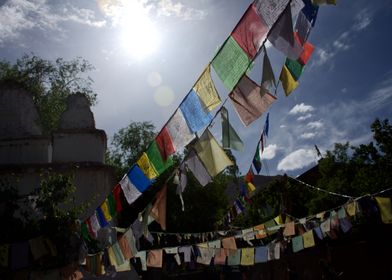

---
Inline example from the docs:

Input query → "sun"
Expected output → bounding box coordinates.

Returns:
[116,2,161,60]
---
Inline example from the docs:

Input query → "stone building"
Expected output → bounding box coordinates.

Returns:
[0,81,116,220]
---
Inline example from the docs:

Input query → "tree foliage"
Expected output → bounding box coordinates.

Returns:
[0,54,97,133]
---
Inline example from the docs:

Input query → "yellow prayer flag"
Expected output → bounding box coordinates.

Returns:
[375,197,392,224]
[279,65,299,96]
[247,182,256,193]
[303,230,315,248]
[194,129,234,177]
[101,199,112,222]
[274,214,283,225]
[240,248,255,266]
[346,201,357,217]
[137,153,158,180]
[193,64,221,111]
[108,246,117,266]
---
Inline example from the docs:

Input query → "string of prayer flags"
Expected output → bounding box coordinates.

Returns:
[150,185,167,230]
[221,106,244,151]
[194,129,234,177]
[166,109,195,150]
[254,0,289,28]
[302,230,315,248]
[268,5,303,60]
[261,47,276,93]
[137,153,158,180]
[279,65,299,96]
[375,197,392,224]
[212,36,251,91]
[180,90,213,133]
[229,75,276,126]
[185,150,212,187]
[231,3,268,59]
[146,140,174,175]
[193,64,221,112]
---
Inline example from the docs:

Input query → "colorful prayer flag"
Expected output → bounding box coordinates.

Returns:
[240,248,255,266]
[279,65,299,96]
[150,185,167,230]
[193,64,221,111]
[346,201,357,217]
[254,224,267,239]
[156,127,175,161]
[194,129,234,177]
[166,109,195,150]
[261,47,276,93]
[231,3,268,59]
[112,184,123,213]
[375,197,392,224]
[212,36,251,91]
[128,165,151,192]
[247,182,256,193]
[146,140,174,175]
[118,234,133,260]
[147,250,163,268]
[302,0,319,26]
[255,246,268,263]
[253,141,262,173]
[229,75,276,126]
[185,150,212,186]
[303,230,315,248]
[254,0,290,28]
[222,237,237,250]
[283,221,296,236]
[100,199,112,223]
[285,58,304,80]
[227,249,241,265]
[292,235,304,252]
[298,39,314,65]
[119,174,141,205]
[221,106,244,151]
[107,193,117,217]
[137,153,158,180]
[87,212,101,238]
[295,11,312,44]
[96,207,108,227]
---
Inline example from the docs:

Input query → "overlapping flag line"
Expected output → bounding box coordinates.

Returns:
[81,0,329,245]
[77,188,392,275]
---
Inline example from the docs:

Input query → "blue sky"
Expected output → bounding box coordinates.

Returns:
[1,0,391,177]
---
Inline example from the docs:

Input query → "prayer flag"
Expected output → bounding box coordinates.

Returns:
[295,11,312,44]
[264,219,278,235]
[135,251,147,271]
[229,75,276,126]
[212,36,251,91]
[101,199,112,223]
[245,168,254,183]
[214,248,227,265]
[146,140,174,175]
[298,40,314,65]
[150,185,167,230]
[112,184,123,213]
[268,242,281,260]
[194,129,234,177]
[283,221,296,236]
[285,58,304,80]
[164,247,178,254]
[96,207,108,227]
[303,230,315,248]
[242,228,255,241]
[337,207,347,219]
[339,217,352,233]
[119,173,142,205]
[128,165,151,192]
[197,247,214,265]
[254,224,267,239]
[107,193,117,217]
[241,248,255,266]
[208,240,221,248]
[375,197,392,224]
[227,249,241,265]
[156,127,175,161]
[87,212,101,238]
[274,214,284,225]
[346,201,357,217]
[292,235,304,252]
[302,0,319,26]
[109,243,125,266]
[314,226,324,240]
[137,153,158,180]
[222,237,237,250]
[255,246,268,263]
[124,228,138,257]
[261,47,276,93]
[147,249,163,268]
[185,150,212,186]
[268,5,303,60]
[193,64,221,111]
[279,65,299,96]
[254,0,289,28]
[231,3,268,59]
[247,182,256,193]
[166,109,195,150]
[290,0,305,17]
[320,218,331,234]
[253,141,262,173]
[118,234,133,260]
[180,90,213,133]
[221,106,244,151]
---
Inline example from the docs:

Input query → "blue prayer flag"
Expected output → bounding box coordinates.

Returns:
[180,90,212,133]
[128,165,151,192]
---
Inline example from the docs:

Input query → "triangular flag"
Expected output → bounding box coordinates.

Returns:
[268,5,303,60]
[156,127,175,161]
[221,106,244,151]
[180,90,212,133]
[185,150,212,186]
[150,185,167,230]
[166,109,195,150]
[261,47,276,93]
[229,75,276,126]
[212,36,251,91]
[194,129,234,177]
[253,141,262,174]
[231,3,268,59]
[254,0,290,28]
[279,65,299,96]
[193,64,221,112]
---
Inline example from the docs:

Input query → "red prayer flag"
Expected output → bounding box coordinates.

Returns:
[156,127,176,161]
[113,184,123,213]
[231,3,268,59]
[245,168,254,183]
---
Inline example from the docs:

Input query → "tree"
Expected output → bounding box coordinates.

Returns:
[106,121,156,180]
[0,54,97,133]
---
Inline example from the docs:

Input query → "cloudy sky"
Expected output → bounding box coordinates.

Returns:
[1,0,391,177]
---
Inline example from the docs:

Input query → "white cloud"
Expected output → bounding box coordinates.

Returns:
[289,103,314,115]
[277,149,317,171]
[354,9,372,31]
[307,120,324,130]
[366,74,392,111]
[341,88,347,93]
[261,144,278,160]
[157,0,207,20]
[300,132,317,139]
[297,113,312,121]
[0,0,105,44]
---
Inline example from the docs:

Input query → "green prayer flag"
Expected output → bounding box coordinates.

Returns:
[285,58,304,81]
[212,36,251,91]
[221,107,244,151]
[107,193,116,217]
[146,141,174,175]
[81,222,92,241]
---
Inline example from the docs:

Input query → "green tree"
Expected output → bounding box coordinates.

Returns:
[106,121,156,180]
[0,54,97,133]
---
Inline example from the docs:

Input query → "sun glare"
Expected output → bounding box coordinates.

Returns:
[117,2,160,59]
